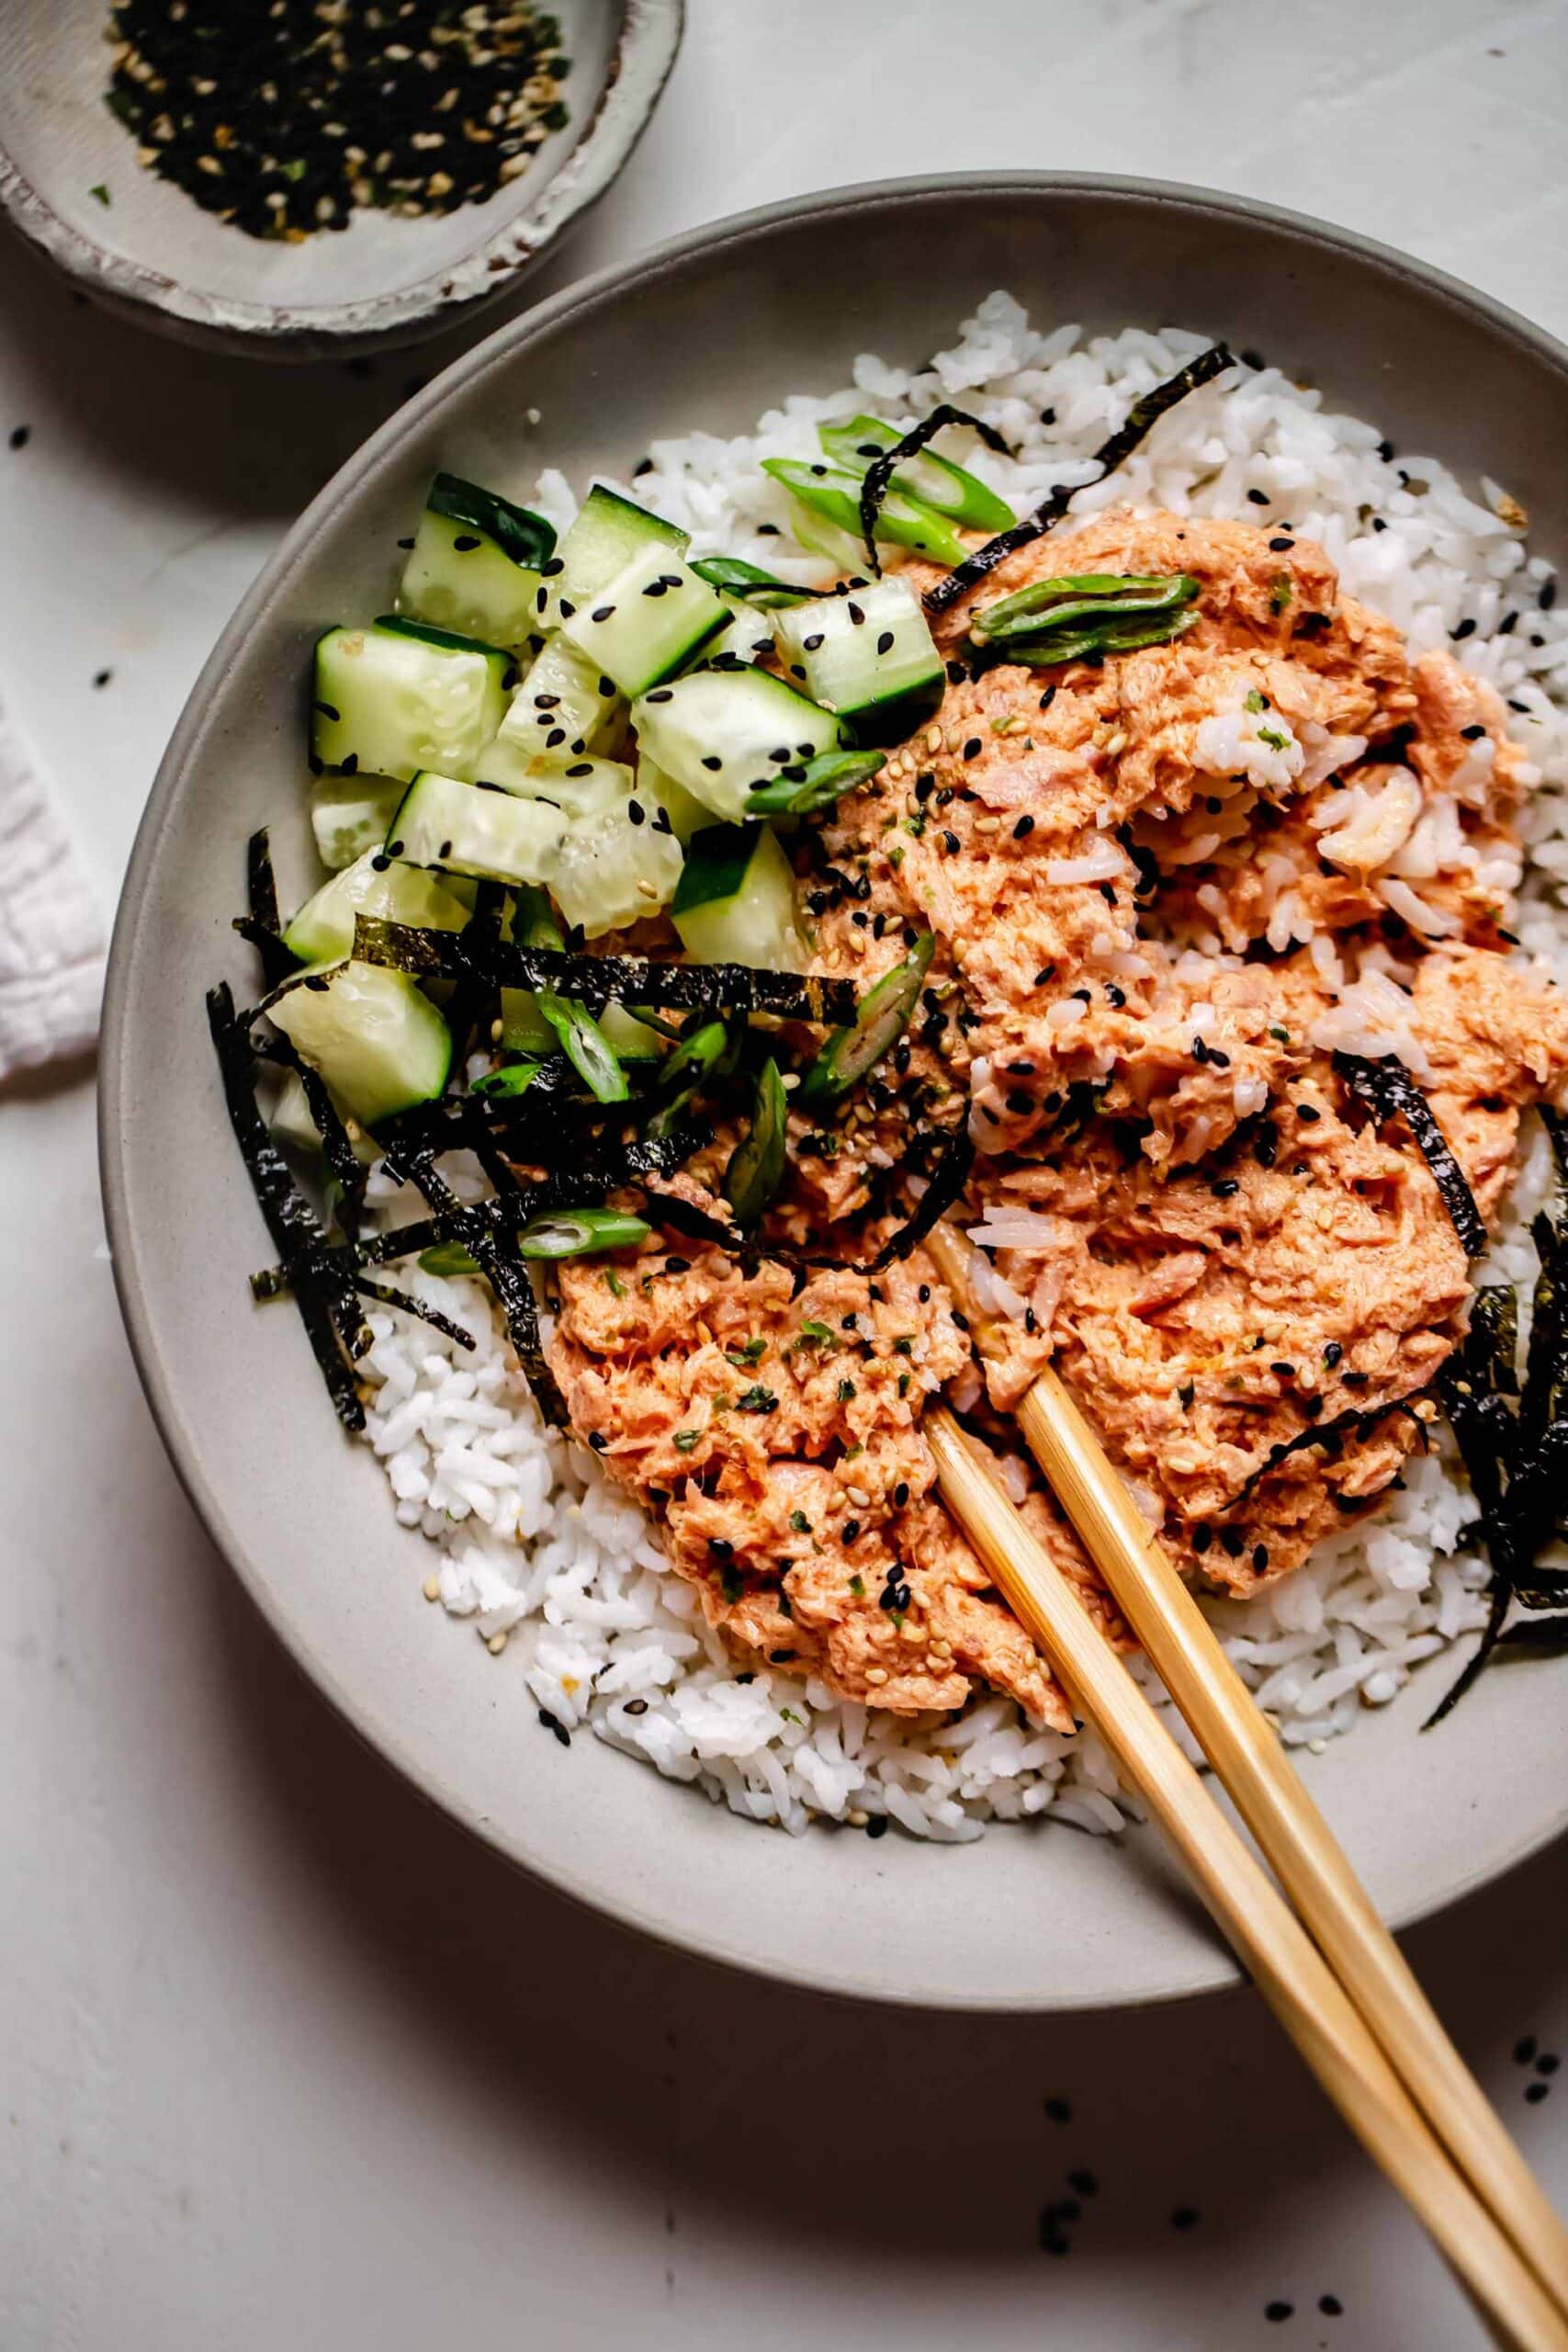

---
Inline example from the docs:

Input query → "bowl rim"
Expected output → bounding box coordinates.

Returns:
[0,0,683,357]
[101,169,1568,2010]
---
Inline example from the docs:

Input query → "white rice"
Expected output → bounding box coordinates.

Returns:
[356,294,1568,1838]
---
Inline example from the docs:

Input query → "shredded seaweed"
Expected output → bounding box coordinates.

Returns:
[231,828,299,988]
[1495,1615,1568,1656]
[353,1274,476,1351]
[267,1033,367,1238]
[922,345,1235,616]
[1239,1396,1433,1499]
[352,915,859,1026]
[1422,1112,1568,1724]
[1335,1052,1487,1257]
[382,1139,567,1424]
[867,1121,975,1272]
[857,405,1012,577]
[208,983,367,1429]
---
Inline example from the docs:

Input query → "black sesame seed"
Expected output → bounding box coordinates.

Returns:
[701,755,722,771]
[1013,814,1035,839]
[1538,2052,1561,2076]
[627,799,645,825]
[1269,537,1295,552]
[875,629,895,654]
[93,668,113,689]
[865,1815,888,1838]
[1451,616,1477,640]
[1540,577,1558,610]
[453,533,481,552]
[8,424,30,450]
[1043,2096,1072,2125]
[1318,2295,1343,2318]
[1264,2301,1293,2324]
[1526,2082,1551,2105]
[1247,487,1269,505]
[1170,2205,1200,2230]
[963,736,982,760]
[1324,1340,1342,1366]
[1461,722,1487,741]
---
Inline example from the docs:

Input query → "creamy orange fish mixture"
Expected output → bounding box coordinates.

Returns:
[547,510,1568,1733]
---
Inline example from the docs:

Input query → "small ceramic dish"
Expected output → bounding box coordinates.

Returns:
[102,175,1568,2010]
[0,0,681,359]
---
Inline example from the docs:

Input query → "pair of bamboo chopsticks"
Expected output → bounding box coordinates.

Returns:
[921,1222,1568,2352]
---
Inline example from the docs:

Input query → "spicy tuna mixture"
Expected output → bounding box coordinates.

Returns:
[547,508,1568,1734]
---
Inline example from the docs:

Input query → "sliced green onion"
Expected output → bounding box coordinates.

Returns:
[818,414,1015,532]
[724,1056,788,1227]
[761,459,967,568]
[535,989,629,1103]
[419,1238,480,1276]
[645,1016,732,1140]
[474,1058,548,1098]
[797,933,936,1108]
[691,556,829,608]
[999,608,1201,668]
[971,571,1198,640]
[516,1209,651,1260]
[744,749,886,819]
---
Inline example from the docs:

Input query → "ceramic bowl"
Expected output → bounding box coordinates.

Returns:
[0,0,681,358]
[101,175,1568,2009]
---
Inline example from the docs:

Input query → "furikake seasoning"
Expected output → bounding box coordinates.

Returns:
[101,1,571,242]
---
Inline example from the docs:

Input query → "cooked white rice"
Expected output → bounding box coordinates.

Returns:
[355,295,1568,1839]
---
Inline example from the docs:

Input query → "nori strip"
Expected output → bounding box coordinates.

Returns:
[1495,1615,1568,1656]
[857,405,1012,577]
[923,345,1235,616]
[268,1033,367,1240]
[1240,1396,1432,1497]
[352,914,860,1025]
[867,1121,975,1272]
[1335,1052,1486,1257]
[353,1275,476,1351]
[383,1141,567,1424]
[232,828,299,988]
[207,982,367,1430]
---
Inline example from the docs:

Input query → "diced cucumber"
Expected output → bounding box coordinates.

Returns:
[270,1070,380,1164]
[558,544,731,697]
[636,753,710,844]
[270,961,452,1127]
[473,739,630,819]
[397,473,556,650]
[548,797,684,937]
[310,770,407,870]
[773,578,944,746]
[817,415,1016,532]
[672,823,801,970]
[389,770,566,887]
[631,667,845,823]
[313,618,513,786]
[282,848,472,966]
[538,483,687,632]
[495,633,622,762]
[702,609,778,667]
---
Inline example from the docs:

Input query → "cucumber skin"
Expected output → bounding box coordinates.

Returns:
[672,823,802,970]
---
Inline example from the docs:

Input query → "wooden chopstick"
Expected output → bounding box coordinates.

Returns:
[928,1406,1568,2352]
[923,1222,1568,2331]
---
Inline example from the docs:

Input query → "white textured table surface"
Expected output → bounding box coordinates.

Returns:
[4,4,1566,2346]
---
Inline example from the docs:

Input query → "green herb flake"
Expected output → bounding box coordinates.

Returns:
[779,1707,803,1725]
[788,1510,812,1535]
[836,1377,857,1402]
[1269,572,1293,614]
[1243,687,1267,714]
[897,1371,912,1397]
[672,1428,700,1453]
[1269,1025,1291,1043]
[1179,1382,1195,1410]
[789,1317,838,1353]
[1258,725,1290,752]
[89,181,112,206]
[736,1384,779,1415]
[849,1574,865,1598]
[891,1335,915,1357]
[726,1336,767,1366]
[604,1268,626,1299]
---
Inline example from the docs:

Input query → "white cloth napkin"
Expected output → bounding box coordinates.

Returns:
[0,692,106,1079]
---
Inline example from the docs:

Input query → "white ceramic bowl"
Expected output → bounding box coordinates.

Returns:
[0,0,681,358]
[102,175,1568,2009]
